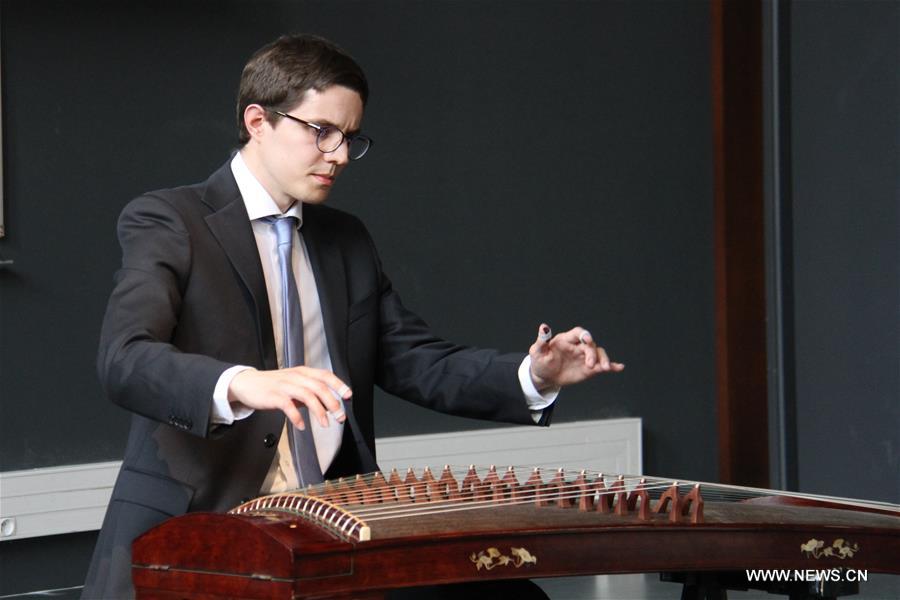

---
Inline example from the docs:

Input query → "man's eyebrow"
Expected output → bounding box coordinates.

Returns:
[306,117,361,135]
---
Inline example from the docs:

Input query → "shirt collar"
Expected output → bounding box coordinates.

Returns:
[230,151,303,225]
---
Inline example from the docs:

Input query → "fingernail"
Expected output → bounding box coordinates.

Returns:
[333,410,346,422]
[539,326,552,342]
[338,385,352,398]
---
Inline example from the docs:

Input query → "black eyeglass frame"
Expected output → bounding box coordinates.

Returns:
[266,109,373,160]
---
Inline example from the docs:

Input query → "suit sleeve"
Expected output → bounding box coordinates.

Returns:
[97,195,232,437]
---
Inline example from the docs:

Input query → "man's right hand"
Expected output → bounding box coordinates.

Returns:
[227,367,351,430]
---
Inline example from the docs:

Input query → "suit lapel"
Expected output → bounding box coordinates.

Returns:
[202,162,278,370]
[301,211,350,383]
[300,208,378,472]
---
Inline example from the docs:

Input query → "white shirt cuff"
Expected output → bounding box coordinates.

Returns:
[518,355,560,423]
[211,365,256,425]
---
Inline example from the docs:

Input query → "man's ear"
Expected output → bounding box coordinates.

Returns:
[244,104,269,141]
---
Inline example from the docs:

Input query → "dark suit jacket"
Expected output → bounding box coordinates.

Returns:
[82,161,548,598]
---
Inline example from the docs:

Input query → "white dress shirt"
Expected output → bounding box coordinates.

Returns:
[211,151,557,493]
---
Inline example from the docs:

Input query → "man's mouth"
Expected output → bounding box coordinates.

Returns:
[312,173,335,186]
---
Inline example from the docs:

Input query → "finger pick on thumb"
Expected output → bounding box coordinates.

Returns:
[537,324,552,344]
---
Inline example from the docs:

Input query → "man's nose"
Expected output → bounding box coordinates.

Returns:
[325,141,351,165]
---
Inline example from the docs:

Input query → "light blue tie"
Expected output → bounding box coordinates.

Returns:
[268,216,324,487]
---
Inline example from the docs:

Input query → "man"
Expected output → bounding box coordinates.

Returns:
[82,34,623,598]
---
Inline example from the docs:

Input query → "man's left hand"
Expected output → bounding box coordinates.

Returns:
[528,324,624,393]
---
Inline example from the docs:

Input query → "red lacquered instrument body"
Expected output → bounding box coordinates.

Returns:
[131,467,900,599]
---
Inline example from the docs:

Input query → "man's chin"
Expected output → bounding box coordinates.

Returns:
[297,189,332,205]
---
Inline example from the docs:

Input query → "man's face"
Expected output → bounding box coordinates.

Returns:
[251,85,364,207]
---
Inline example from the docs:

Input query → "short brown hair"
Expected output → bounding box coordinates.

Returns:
[236,34,369,145]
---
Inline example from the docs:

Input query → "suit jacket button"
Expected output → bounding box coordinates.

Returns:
[263,433,277,447]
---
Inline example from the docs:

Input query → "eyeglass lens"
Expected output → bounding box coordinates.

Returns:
[315,127,369,160]
[346,137,370,160]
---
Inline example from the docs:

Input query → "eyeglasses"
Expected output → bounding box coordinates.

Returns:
[266,109,372,160]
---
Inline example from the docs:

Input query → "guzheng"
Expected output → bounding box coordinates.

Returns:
[132,465,900,599]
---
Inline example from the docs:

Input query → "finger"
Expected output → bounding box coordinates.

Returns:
[583,342,597,368]
[559,326,589,347]
[329,401,347,424]
[538,323,553,343]
[292,387,331,428]
[535,324,552,350]
[286,369,348,423]
[308,368,353,400]
[610,362,625,371]
[295,377,345,415]
[281,400,306,431]
[277,381,332,428]
[529,324,553,359]
[595,346,612,370]
[293,366,353,399]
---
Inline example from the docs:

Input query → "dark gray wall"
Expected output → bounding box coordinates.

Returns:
[1,0,715,594]
[789,0,900,504]
[0,0,715,476]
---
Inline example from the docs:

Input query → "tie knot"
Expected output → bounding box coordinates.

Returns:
[266,216,297,247]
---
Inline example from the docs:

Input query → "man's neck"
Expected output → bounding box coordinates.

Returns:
[238,147,295,213]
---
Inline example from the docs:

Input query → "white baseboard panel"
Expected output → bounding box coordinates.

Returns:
[0,461,121,542]
[376,418,642,476]
[0,418,641,542]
